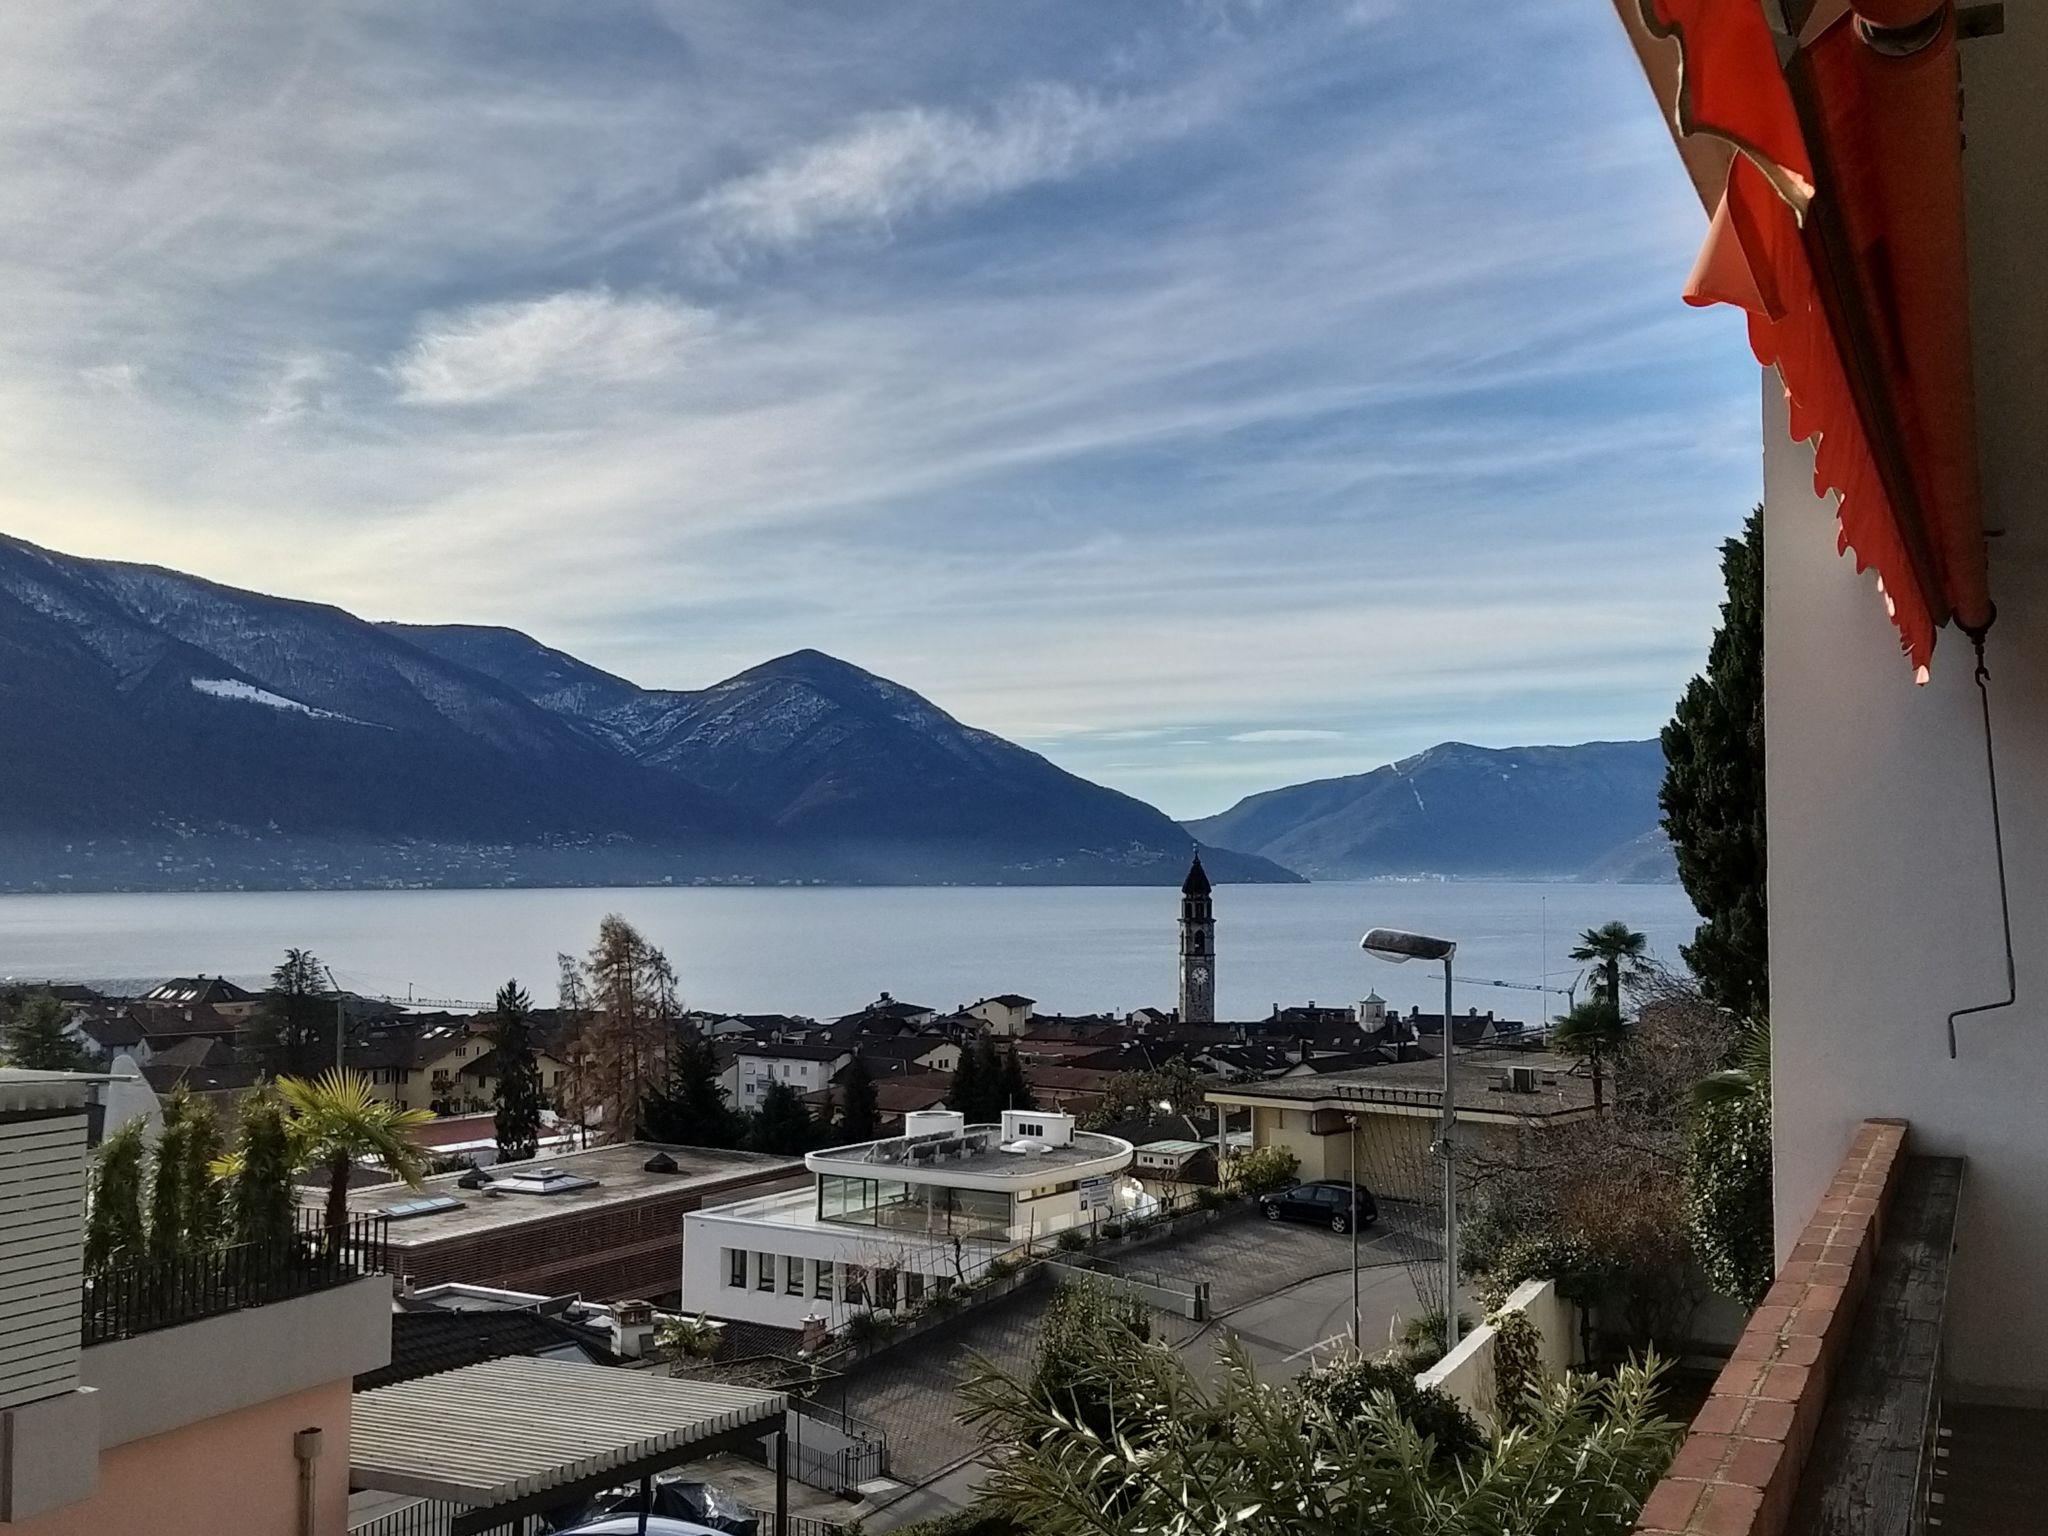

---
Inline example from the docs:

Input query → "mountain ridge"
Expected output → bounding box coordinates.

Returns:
[0,534,1293,891]
[1184,739,1675,882]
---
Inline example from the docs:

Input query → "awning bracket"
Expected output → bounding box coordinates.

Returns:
[1946,611,2016,1059]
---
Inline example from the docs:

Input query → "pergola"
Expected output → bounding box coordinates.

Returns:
[351,1356,789,1536]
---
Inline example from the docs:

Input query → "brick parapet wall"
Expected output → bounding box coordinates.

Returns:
[1635,1118,1909,1536]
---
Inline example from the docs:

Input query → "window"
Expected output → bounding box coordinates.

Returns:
[844,1265,867,1305]
[1017,1120,1045,1139]
[873,1268,898,1310]
[728,1249,746,1289]
[756,1252,774,1291]
[904,1272,925,1307]
[814,1261,833,1300]
[785,1255,804,1295]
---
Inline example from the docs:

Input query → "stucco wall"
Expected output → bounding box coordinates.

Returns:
[1417,1278,1579,1430]
[1764,0,2048,1404]
[9,1379,354,1536]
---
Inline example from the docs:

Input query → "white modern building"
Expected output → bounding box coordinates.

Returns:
[680,1109,1138,1332]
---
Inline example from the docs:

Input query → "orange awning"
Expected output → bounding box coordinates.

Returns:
[1636,0,1989,677]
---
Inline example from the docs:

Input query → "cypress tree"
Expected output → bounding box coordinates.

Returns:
[489,981,546,1163]
[85,1121,148,1274]
[947,1036,988,1122]
[178,1097,226,1248]
[999,1043,1035,1113]
[230,1095,298,1253]
[973,1037,1006,1121]
[835,1054,881,1142]
[1661,508,1768,1019]
[148,1088,196,1264]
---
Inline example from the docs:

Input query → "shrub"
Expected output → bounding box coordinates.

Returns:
[1194,1184,1228,1212]
[1227,1143,1299,1197]
[1098,1219,1124,1240]
[1296,1352,1485,1463]
[842,1310,896,1349]
[984,1254,1018,1282]
[1054,1228,1088,1253]
[1489,1306,1544,1429]
[1687,1094,1774,1308]
[1393,1308,1477,1372]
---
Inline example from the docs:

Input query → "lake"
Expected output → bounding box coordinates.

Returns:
[0,881,1701,1022]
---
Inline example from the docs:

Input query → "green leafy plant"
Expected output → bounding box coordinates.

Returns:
[84,1120,147,1274]
[1687,1092,1774,1308]
[1225,1143,1298,1197]
[1194,1184,1228,1211]
[842,1310,896,1349]
[960,1296,1680,1536]
[1489,1305,1544,1430]
[1053,1227,1087,1253]
[656,1311,726,1362]
[983,1254,1018,1282]
[1097,1218,1124,1240]
[1296,1351,1483,1463]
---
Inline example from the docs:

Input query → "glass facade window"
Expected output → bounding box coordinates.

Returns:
[814,1261,833,1300]
[785,1255,804,1295]
[756,1252,773,1291]
[728,1249,746,1288]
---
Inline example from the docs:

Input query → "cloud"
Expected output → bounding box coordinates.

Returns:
[392,289,715,406]
[690,82,1179,257]
[258,353,332,425]
[1228,729,1348,743]
[78,363,143,393]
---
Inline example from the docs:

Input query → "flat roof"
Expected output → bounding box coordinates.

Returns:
[343,1140,803,1245]
[351,1355,785,1509]
[1205,1050,1597,1117]
[806,1123,1132,1184]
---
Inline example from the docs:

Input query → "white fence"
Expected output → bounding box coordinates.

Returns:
[1415,1277,1578,1430]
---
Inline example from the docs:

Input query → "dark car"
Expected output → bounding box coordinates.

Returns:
[1259,1179,1377,1234]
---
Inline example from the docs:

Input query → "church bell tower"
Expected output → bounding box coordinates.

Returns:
[1178,850,1216,1024]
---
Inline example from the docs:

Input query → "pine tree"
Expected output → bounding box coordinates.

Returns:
[947,1036,989,1122]
[640,1029,738,1148]
[998,1043,1035,1113]
[251,948,330,1077]
[85,1121,147,1274]
[2,990,90,1071]
[229,1095,297,1253]
[835,1054,881,1142]
[1661,508,1768,1019]
[489,981,546,1163]
[557,916,680,1143]
[750,1079,818,1156]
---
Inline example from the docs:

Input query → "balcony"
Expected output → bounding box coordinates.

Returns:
[80,1209,389,1346]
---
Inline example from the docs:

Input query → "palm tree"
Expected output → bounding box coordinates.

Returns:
[1693,1017,1771,1109]
[1552,999,1628,1111]
[1570,921,1649,1010]
[276,1070,433,1245]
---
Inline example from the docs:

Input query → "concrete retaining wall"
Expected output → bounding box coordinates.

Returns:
[1417,1277,1579,1430]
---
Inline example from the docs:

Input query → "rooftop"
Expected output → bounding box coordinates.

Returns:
[806,1121,1133,1183]
[343,1140,803,1244]
[1205,1049,1596,1117]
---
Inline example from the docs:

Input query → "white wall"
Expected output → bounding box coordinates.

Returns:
[1765,2,2048,1404]
[681,1204,1007,1331]
[1416,1279,1578,1431]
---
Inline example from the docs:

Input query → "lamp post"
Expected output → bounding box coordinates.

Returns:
[1362,927,1461,1353]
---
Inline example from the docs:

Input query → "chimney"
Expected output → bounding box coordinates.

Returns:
[610,1299,656,1359]
[799,1313,828,1355]
[1298,1036,1311,1065]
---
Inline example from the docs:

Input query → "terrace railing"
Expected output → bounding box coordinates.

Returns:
[81,1207,390,1346]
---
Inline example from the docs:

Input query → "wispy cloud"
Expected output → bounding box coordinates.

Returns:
[393,289,715,406]
[1228,729,1347,743]
[690,82,1183,258]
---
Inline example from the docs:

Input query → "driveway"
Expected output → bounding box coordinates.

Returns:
[850,1203,1442,1517]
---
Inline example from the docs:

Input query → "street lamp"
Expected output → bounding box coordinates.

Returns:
[1362,927,1462,1353]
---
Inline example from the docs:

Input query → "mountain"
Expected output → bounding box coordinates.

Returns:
[1184,740,1675,882]
[389,628,1291,886]
[0,534,1294,891]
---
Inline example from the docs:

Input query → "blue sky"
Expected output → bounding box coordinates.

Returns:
[0,0,1760,818]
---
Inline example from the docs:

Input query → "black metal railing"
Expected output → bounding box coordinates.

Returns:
[82,1208,389,1346]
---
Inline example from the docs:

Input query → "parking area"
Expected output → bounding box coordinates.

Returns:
[846,1204,1441,1496]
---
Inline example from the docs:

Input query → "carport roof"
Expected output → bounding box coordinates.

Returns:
[350,1356,784,1510]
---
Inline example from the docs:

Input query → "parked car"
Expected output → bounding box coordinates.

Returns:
[1258,1179,1376,1234]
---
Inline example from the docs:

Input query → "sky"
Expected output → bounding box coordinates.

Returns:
[0,0,1761,820]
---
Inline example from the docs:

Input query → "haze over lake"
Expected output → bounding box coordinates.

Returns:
[0,881,1699,1021]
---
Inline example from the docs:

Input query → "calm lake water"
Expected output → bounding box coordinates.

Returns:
[0,881,1700,1022]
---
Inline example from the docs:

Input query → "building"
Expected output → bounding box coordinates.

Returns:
[342,1140,806,1302]
[1177,851,1216,1024]
[680,1109,1139,1331]
[1205,1050,1598,1200]
[964,994,1036,1036]
[719,1040,854,1109]
[140,975,259,1009]
[0,1068,389,1536]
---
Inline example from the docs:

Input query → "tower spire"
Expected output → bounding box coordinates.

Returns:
[1178,849,1215,1023]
